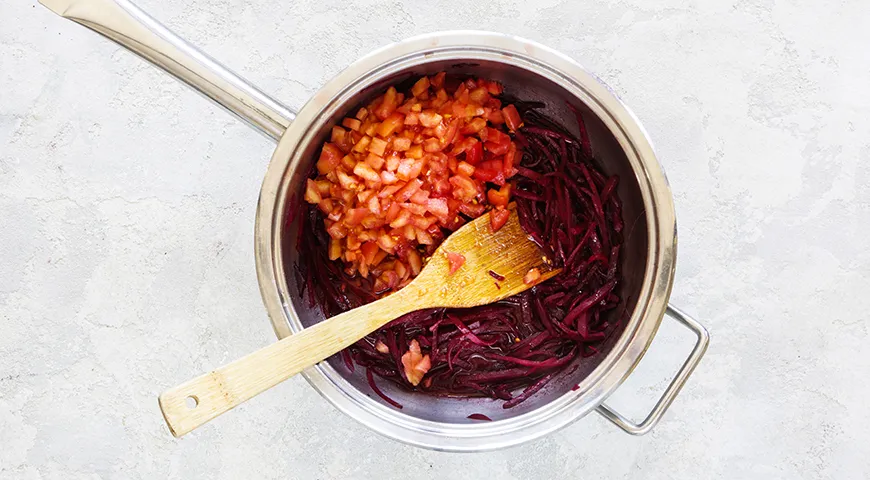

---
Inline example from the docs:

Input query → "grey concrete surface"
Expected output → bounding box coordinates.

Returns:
[2,0,869,478]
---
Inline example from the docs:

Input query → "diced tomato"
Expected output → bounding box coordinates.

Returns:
[361,214,384,229]
[404,112,419,125]
[380,170,398,184]
[377,231,398,252]
[409,189,430,205]
[426,197,449,218]
[389,208,412,228]
[368,137,388,156]
[485,141,510,155]
[523,267,542,285]
[415,227,434,245]
[490,206,510,232]
[396,158,424,181]
[430,72,446,88]
[331,126,346,144]
[365,152,385,170]
[419,111,443,128]
[484,127,510,147]
[385,202,402,223]
[400,202,427,216]
[503,142,518,178]
[396,178,423,201]
[328,238,342,261]
[462,117,487,135]
[352,135,372,153]
[487,184,511,207]
[441,118,460,146]
[423,137,444,152]
[407,249,423,275]
[486,108,504,124]
[411,77,430,98]
[316,143,343,175]
[336,170,358,190]
[377,112,405,137]
[345,233,361,251]
[406,145,424,159]
[357,189,374,204]
[459,202,486,217]
[485,98,502,110]
[469,87,490,105]
[502,104,523,132]
[353,162,381,183]
[385,153,401,171]
[472,159,505,185]
[449,175,479,202]
[374,86,399,120]
[457,161,475,177]
[446,251,466,275]
[344,208,369,227]
[342,117,362,131]
[401,339,431,386]
[367,195,381,215]
[466,140,483,164]
[327,221,348,239]
[394,260,408,280]
[378,183,403,198]
[431,177,452,196]
[318,198,333,214]
[392,137,411,152]
[480,79,503,95]
[304,179,322,204]
[410,214,432,230]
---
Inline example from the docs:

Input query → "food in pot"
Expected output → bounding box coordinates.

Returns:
[293,73,624,409]
[303,72,519,293]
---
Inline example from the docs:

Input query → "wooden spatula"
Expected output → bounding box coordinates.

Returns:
[159,204,561,437]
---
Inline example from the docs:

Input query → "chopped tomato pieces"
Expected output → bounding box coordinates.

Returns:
[523,267,542,285]
[303,72,522,291]
[487,184,511,207]
[502,104,523,132]
[490,206,510,232]
[401,339,431,386]
[446,251,466,275]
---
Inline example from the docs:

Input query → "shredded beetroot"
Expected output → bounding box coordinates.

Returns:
[488,270,506,281]
[293,101,624,408]
[467,413,493,421]
[367,368,403,409]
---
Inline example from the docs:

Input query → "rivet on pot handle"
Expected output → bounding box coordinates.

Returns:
[39,0,296,140]
[596,305,710,435]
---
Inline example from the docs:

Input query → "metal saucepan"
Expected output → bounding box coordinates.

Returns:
[42,0,710,451]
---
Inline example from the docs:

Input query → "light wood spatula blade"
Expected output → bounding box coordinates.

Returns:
[407,203,560,309]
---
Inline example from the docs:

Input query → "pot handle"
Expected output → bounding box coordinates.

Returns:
[596,304,709,435]
[39,0,296,140]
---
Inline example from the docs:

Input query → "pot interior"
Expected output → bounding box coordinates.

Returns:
[279,59,650,424]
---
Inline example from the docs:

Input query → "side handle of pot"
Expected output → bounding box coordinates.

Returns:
[596,305,710,435]
[39,0,296,140]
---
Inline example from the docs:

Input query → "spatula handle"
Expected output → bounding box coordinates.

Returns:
[158,291,415,437]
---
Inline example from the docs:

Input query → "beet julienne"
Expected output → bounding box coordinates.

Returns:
[291,76,624,409]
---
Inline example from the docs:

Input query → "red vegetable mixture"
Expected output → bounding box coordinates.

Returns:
[303,72,519,294]
[294,73,624,409]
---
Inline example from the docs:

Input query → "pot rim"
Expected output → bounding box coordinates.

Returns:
[254,31,676,451]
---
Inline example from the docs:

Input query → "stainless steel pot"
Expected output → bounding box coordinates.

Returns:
[43,0,710,451]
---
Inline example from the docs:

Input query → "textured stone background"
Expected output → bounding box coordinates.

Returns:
[2,0,869,478]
